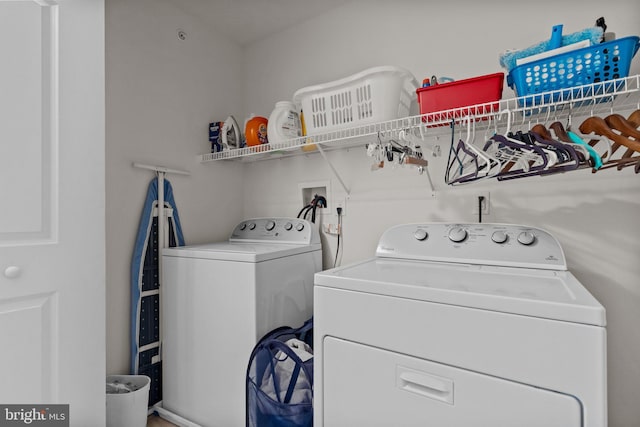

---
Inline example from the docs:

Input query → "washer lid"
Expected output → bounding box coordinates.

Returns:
[163,241,321,262]
[315,258,605,326]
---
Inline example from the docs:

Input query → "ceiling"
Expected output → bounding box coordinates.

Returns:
[170,0,351,46]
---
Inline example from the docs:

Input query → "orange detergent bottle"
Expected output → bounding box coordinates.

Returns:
[244,115,269,146]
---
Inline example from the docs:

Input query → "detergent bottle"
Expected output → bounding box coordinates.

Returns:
[267,101,301,144]
[244,114,269,146]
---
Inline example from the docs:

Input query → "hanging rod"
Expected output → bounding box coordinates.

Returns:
[133,162,190,175]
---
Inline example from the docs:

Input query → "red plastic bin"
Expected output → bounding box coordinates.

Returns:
[416,72,505,121]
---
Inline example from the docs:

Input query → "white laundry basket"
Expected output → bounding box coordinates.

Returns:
[293,65,419,136]
[106,375,150,427]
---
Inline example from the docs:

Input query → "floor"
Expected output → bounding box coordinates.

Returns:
[146,415,178,427]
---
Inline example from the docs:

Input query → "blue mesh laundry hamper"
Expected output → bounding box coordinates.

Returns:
[247,319,314,427]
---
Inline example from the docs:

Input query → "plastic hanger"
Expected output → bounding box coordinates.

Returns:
[526,130,581,171]
[580,116,640,173]
[605,113,640,140]
[610,111,640,173]
[530,122,591,166]
[445,117,493,184]
[547,124,591,164]
[565,119,613,166]
[531,123,554,140]
[548,121,602,169]
[483,113,495,142]
[627,111,640,129]
[580,117,640,170]
[463,117,492,178]
[445,117,488,185]
[549,122,572,142]
[564,130,604,169]
[604,114,640,166]
[446,139,481,184]
[485,134,551,180]
[481,111,537,176]
[481,111,517,174]
[506,131,559,168]
[627,109,640,125]
[531,122,582,162]
[603,113,640,171]
[463,115,503,180]
[579,116,640,153]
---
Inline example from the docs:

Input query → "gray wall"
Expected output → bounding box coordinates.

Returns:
[106,0,244,377]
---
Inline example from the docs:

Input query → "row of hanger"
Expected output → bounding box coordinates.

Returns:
[445,109,640,185]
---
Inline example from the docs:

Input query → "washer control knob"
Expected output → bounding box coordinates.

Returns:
[517,231,536,246]
[491,231,508,244]
[414,229,428,241]
[239,223,247,231]
[448,227,468,243]
[249,223,256,230]
[284,222,293,231]
[265,220,276,231]
[296,223,305,232]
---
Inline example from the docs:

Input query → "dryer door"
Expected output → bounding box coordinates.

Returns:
[322,337,582,427]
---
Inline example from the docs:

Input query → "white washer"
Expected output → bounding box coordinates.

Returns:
[162,217,322,427]
[315,223,606,427]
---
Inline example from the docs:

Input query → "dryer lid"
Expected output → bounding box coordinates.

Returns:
[315,258,605,326]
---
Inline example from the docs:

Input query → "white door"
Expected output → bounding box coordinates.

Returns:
[0,0,105,425]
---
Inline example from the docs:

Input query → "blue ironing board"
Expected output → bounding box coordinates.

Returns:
[130,177,184,406]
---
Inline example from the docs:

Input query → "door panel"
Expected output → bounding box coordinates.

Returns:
[0,293,56,403]
[0,0,56,244]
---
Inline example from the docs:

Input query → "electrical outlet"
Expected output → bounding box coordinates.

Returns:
[335,198,346,216]
[472,192,490,215]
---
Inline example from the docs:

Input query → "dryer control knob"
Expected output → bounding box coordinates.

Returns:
[284,222,293,231]
[239,223,247,231]
[414,229,428,241]
[265,220,276,231]
[491,231,508,244]
[249,223,256,230]
[517,231,536,246]
[448,227,468,243]
[296,223,305,232]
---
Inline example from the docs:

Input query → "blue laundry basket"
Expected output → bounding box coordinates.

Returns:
[508,36,640,106]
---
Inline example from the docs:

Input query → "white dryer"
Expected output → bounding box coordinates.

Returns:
[161,217,322,427]
[314,223,606,427]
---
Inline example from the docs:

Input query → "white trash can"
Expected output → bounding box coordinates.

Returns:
[106,375,150,427]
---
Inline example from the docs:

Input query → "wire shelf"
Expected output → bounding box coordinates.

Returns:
[200,74,640,163]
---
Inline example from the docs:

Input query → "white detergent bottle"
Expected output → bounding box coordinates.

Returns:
[267,101,301,144]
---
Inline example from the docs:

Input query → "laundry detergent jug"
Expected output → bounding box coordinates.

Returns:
[267,101,301,144]
[244,115,269,146]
